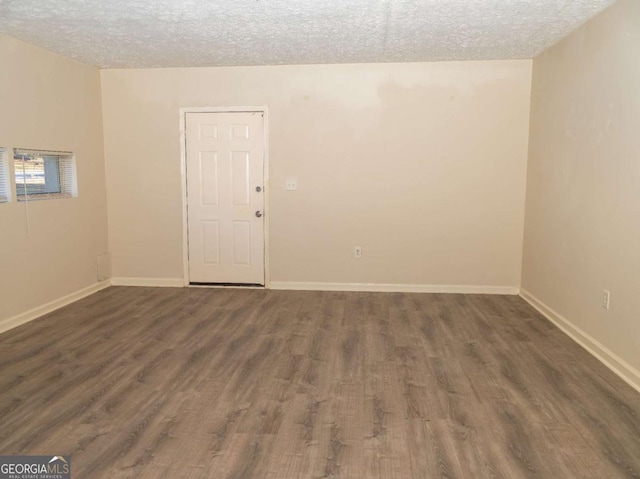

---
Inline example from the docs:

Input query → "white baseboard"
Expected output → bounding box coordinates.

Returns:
[0,280,111,335]
[269,282,519,295]
[520,289,640,394]
[110,277,185,287]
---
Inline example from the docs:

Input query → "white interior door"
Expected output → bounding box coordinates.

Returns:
[186,111,265,285]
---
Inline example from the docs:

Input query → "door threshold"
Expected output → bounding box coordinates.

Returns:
[189,282,265,288]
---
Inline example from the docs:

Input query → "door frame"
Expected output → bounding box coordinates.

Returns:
[179,106,270,288]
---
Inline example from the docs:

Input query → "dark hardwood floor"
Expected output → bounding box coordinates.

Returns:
[0,287,639,478]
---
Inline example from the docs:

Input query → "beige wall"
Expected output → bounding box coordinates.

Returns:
[101,60,532,288]
[0,34,108,322]
[523,0,640,373]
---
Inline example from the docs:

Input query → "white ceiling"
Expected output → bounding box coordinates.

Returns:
[0,0,615,69]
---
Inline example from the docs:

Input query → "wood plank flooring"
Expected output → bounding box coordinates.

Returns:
[1,287,639,478]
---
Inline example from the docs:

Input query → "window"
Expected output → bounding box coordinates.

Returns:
[0,149,9,203]
[13,148,77,201]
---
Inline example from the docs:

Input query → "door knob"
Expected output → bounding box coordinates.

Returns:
[255,211,263,218]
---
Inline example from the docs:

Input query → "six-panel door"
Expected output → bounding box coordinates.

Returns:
[186,112,265,285]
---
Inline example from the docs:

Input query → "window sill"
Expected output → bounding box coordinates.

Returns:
[17,193,74,202]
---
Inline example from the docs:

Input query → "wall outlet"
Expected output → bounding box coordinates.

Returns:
[602,290,611,310]
[285,178,297,191]
[354,246,362,258]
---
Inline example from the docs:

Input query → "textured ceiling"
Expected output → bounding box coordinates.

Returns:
[0,0,616,69]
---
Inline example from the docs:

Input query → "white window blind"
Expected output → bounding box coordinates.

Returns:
[13,148,77,201]
[0,148,9,203]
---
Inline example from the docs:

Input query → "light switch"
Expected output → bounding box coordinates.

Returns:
[286,178,298,191]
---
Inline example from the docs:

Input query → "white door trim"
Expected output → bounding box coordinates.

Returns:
[180,106,270,288]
